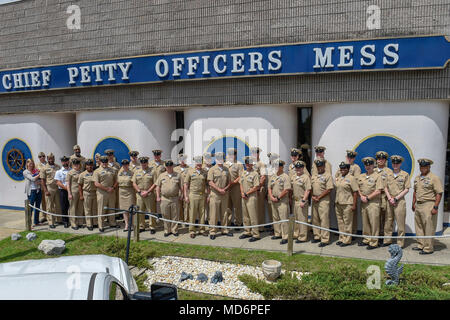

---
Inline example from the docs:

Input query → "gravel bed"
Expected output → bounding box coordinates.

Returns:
[144,256,308,300]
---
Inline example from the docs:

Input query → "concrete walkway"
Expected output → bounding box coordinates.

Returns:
[1,209,449,266]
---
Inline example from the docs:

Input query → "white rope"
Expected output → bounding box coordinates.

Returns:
[29,204,126,219]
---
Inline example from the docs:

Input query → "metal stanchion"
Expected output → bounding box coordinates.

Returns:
[133,207,140,243]
[24,200,31,231]
[287,213,295,256]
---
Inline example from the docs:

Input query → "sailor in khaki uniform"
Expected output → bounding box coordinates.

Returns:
[358,157,384,249]
[334,162,359,246]
[93,156,119,231]
[375,151,393,240]
[412,158,443,254]
[40,153,61,228]
[239,156,261,241]
[156,159,183,237]
[268,159,291,244]
[311,159,334,246]
[132,157,157,233]
[69,144,86,171]
[36,151,48,222]
[67,158,84,229]
[105,149,120,217]
[150,149,166,215]
[266,152,280,228]
[289,148,311,178]
[311,146,332,176]
[251,147,267,233]
[202,152,213,225]
[184,156,209,238]
[118,159,136,232]
[207,152,232,239]
[129,151,141,172]
[291,161,311,243]
[78,159,97,230]
[383,155,410,248]
[224,148,244,227]
[174,154,191,224]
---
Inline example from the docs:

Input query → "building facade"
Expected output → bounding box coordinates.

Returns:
[0,0,449,234]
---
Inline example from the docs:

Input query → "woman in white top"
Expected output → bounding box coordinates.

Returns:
[23,159,42,227]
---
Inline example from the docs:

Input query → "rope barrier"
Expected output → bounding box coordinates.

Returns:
[29,204,126,219]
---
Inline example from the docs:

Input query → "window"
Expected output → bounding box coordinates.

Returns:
[109,281,128,300]
[297,106,312,170]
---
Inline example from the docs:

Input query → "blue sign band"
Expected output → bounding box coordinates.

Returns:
[1,35,449,94]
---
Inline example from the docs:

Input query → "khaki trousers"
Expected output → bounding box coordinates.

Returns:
[271,200,289,240]
[384,199,406,247]
[40,193,47,221]
[69,192,84,227]
[189,194,206,234]
[414,201,438,253]
[96,190,117,229]
[294,200,309,241]
[209,194,231,235]
[83,192,97,228]
[242,195,260,238]
[312,198,330,243]
[361,201,380,247]
[257,187,266,231]
[352,199,361,234]
[45,185,61,225]
[161,196,179,234]
[379,194,388,235]
[228,184,243,225]
[136,193,156,230]
[335,203,353,244]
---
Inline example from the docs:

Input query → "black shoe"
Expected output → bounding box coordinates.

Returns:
[225,233,233,237]
[71,226,78,230]
[164,233,171,237]
[139,228,145,232]
[64,223,69,228]
[382,243,391,247]
[87,227,93,231]
[271,236,282,240]
[123,228,129,232]
[419,250,433,255]
[79,225,85,229]
[311,239,320,243]
[336,241,343,246]
[239,234,251,239]
[295,239,307,243]
[318,242,328,247]
[366,245,377,250]
[99,228,104,232]
[173,233,179,237]
[210,235,216,240]
[280,239,288,245]
[412,247,423,251]
[249,237,260,242]
[113,225,120,229]
[150,229,156,234]
[49,225,56,229]
[339,242,351,247]
[358,242,368,246]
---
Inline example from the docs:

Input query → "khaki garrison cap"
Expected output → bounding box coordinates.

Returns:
[38,152,45,157]
[390,155,404,163]
[339,161,350,169]
[85,159,94,165]
[267,152,280,161]
[273,159,285,166]
[121,159,130,165]
[300,144,310,150]
[71,158,81,165]
[346,150,357,158]
[294,160,305,168]
[375,151,389,159]
[47,153,55,158]
[100,156,108,163]
[215,152,225,160]
[314,158,325,167]
[314,146,326,152]
[362,157,376,165]
[73,144,81,150]
[244,156,255,165]
[129,151,139,157]
[61,156,70,162]
[165,159,174,167]
[105,149,114,155]
[152,149,162,155]
[139,156,149,163]
[418,158,433,166]
[290,148,301,156]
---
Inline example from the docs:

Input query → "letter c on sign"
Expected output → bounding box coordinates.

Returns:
[156,59,169,78]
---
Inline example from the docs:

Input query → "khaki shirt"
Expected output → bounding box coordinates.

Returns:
[311,172,334,197]
[358,172,383,199]
[149,160,166,181]
[335,174,358,205]
[36,161,47,172]
[311,159,332,176]
[335,163,361,178]
[224,161,244,181]
[240,169,260,195]
[291,173,311,201]
[67,169,82,194]
[156,171,182,198]
[132,167,156,190]
[414,172,443,202]
[108,161,120,173]
[202,164,213,173]
[269,173,291,201]
[117,167,134,188]
[69,154,86,171]
[130,162,141,173]
[255,160,267,187]
[386,170,410,197]
[376,166,393,189]
[289,163,311,178]
[185,168,207,196]
[174,165,191,185]
[93,166,117,189]
[40,163,61,187]
[207,165,231,197]
[78,171,96,194]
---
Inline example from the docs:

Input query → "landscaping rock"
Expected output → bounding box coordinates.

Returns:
[11,233,21,241]
[197,273,208,283]
[211,271,223,284]
[26,233,37,241]
[180,272,193,282]
[38,239,66,255]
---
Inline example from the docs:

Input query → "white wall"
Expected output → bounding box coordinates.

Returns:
[312,101,449,233]
[0,113,76,207]
[76,109,176,160]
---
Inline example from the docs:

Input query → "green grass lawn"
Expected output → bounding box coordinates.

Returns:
[0,231,449,300]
